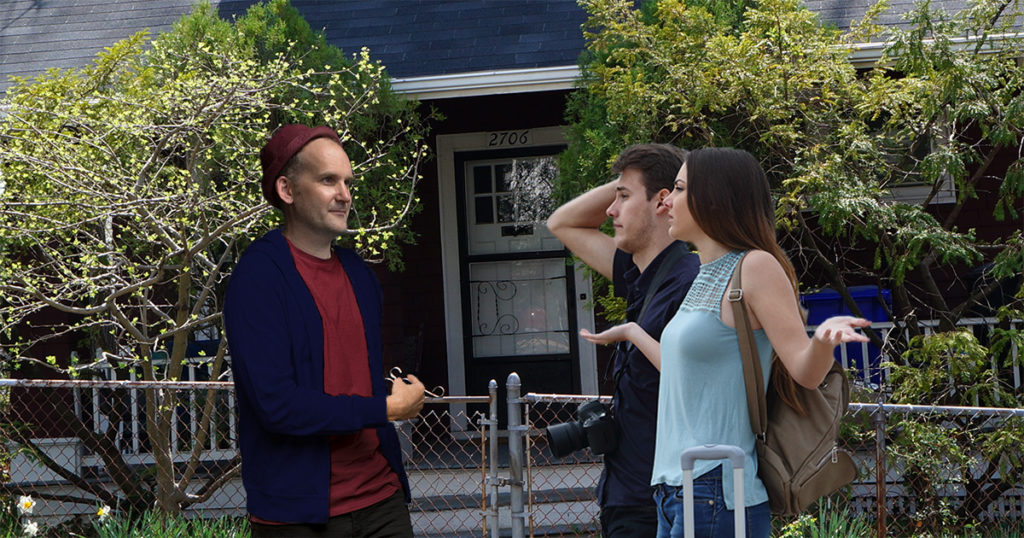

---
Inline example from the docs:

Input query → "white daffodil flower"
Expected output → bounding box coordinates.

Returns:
[97,504,112,522]
[17,496,35,515]
[23,521,40,537]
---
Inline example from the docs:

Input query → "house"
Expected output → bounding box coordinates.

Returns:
[2,0,1018,403]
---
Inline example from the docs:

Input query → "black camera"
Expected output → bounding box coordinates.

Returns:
[544,400,618,457]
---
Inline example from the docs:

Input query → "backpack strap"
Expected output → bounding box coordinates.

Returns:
[727,252,768,440]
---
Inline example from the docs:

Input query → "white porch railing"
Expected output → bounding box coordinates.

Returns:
[812,317,1022,388]
[88,359,237,460]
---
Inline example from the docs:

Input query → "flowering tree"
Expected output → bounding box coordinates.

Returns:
[0,0,430,513]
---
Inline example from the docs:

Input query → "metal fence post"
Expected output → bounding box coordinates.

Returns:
[507,372,526,538]
[874,401,888,538]
[485,379,500,538]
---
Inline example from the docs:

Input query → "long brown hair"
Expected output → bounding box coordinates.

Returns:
[684,147,806,413]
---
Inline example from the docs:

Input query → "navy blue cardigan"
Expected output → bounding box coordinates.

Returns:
[223,229,410,524]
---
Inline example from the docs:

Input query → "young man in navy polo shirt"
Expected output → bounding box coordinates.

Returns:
[224,125,425,537]
[547,144,699,538]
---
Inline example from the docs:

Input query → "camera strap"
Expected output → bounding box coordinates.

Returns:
[607,243,687,391]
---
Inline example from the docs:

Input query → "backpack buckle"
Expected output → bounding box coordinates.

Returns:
[728,289,743,302]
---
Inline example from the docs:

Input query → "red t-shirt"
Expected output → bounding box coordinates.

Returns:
[253,241,399,524]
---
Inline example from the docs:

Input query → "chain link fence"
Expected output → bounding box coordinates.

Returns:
[1,378,243,523]
[404,395,495,537]
[841,402,1024,537]
[3,376,1024,537]
[0,379,493,537]
[515,394,1024,537]
[520,394,608,536]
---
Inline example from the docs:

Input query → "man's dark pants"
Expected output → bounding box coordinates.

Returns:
[250,490,413,538]
[601,503,659,538]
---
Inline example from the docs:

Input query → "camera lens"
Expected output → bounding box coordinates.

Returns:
[544,400,619,457]
[545,421,587,458]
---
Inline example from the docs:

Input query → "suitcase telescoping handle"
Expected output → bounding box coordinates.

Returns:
[680,444,746,538]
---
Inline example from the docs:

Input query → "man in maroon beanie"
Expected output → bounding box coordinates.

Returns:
[224,124,425,537]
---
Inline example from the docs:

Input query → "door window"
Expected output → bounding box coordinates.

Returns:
[468,258,570,358]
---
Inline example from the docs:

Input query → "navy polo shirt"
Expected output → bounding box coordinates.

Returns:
[597,240,699,508]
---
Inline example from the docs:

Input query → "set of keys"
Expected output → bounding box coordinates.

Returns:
[385,366,446,398]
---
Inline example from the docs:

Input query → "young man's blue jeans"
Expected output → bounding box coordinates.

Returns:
[654,467,770,538]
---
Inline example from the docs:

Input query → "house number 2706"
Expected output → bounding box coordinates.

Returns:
[488,130,530,147]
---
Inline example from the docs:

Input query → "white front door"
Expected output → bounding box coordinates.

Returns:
[437,128,597,414]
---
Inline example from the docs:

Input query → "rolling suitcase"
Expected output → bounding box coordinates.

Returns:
[679,444,746,538]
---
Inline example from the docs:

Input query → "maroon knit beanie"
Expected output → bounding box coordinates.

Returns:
[259,124,341,208]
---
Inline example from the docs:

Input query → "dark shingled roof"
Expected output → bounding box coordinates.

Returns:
[0,0,220,93]
[214,1,590,79]
[803,0,972,31]
[0,0,1005,96]
[1,0,589,94]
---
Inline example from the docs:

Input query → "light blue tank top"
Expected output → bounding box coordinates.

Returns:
[650,250,774,510]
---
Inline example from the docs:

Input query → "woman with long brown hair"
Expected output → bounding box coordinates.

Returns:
[581,147,869,537]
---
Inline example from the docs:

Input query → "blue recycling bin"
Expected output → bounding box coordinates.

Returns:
[800,286,891,385]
